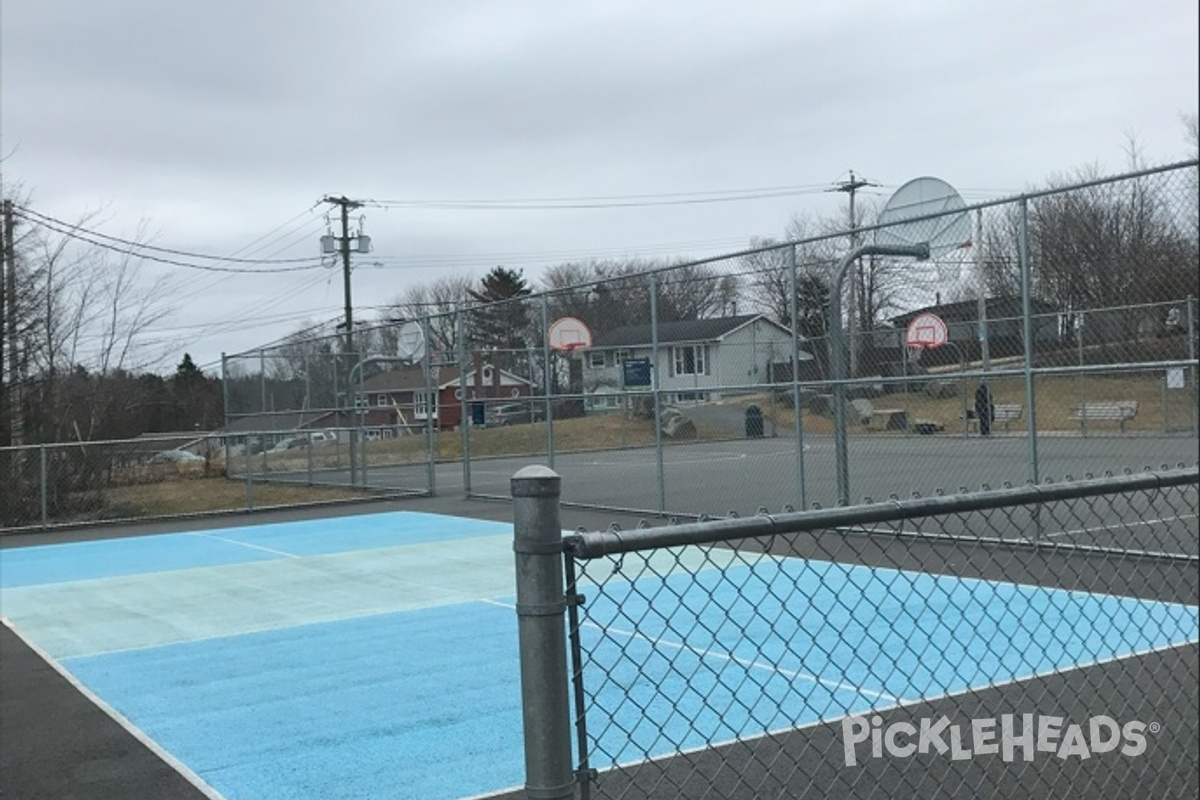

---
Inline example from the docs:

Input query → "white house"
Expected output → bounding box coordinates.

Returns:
[583,314,810,406]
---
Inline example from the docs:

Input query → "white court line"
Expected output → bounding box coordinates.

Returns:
[596,636,1200,776]
[479,598,903,704]
[2,616,230,800]
[1042,513,1199,541]
[186,531,300,559]
[837,523,1198,562]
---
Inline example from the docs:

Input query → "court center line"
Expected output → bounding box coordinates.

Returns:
[2,617,230,800]
[186,531,300,559]
[837,524,1197,562]
[597,636,1200,777]
[479,599,904,704]
[1041,513,1199,541]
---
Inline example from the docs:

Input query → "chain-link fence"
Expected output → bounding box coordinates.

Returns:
[0,429,418,531]
[511,465,1199,799]
[5,162,1194,532]
[216,160,1197,521]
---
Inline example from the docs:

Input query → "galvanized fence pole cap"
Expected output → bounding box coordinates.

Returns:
[511,465,561,498]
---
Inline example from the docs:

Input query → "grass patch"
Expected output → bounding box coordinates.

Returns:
[101,477,375,519]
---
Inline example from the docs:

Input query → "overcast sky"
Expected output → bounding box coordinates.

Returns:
[2,0,1197,373]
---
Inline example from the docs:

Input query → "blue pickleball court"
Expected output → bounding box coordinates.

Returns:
[2,511,1196,800]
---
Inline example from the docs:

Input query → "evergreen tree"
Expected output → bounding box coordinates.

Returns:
[467,267,532,373]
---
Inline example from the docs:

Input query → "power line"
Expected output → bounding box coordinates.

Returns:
[12,209,329,274]
[365,183,833,211]
[12,204,323,265]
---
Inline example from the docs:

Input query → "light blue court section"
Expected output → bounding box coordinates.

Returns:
[0,511,511,588]
[0,521,524,660]
[65,601,527,800]
[576,558,1200,767]
[3,516,1198,800]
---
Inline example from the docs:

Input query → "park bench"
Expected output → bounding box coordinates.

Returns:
[962,403,1023,433]
[1070,401,1139,433]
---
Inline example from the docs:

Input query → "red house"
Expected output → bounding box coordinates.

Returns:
[329,362,534,432]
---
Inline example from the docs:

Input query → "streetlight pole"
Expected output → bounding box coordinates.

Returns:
[829,242,930,506]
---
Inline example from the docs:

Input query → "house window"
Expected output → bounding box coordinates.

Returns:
[672,345,707,376]
[415,391,438,418]
[375,394,389,407]
[615,349,631,364]
[354,394,368,408]
[589,351,607,369]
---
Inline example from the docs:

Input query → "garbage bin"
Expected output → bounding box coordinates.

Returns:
[745,404,764,438]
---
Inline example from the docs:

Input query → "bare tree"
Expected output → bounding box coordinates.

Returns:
[385,273,475,362]
[4,206,178,442]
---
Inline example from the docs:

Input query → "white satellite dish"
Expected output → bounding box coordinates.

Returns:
[875,176,971,258]
[396,321,426,361]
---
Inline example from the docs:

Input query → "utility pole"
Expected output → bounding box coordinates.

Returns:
[832,171,877,378]
[321,195,370,485]
[2,199,18,447]
[322,196,365,354]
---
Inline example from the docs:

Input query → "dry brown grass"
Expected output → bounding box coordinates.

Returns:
[102,477,373,518]
[729,373,1197,436]
[83,374,1192,521]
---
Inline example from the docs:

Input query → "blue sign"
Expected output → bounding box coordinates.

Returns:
[622,358,651,387]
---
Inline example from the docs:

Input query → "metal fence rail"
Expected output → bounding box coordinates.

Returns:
[4,163,1196,533]
[512,466,1200,799]
[0,427,425,532]
[221,160,1198,520]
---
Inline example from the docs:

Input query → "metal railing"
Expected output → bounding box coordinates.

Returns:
[0,427,425,532]
[221,160,1198,518]
[4,162,1197,532]
[512,466,1199,799]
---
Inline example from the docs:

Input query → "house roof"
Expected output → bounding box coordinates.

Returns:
[439,366,532,388]
[890,296,1060,326]
[362,366,430,393]
[592,314,794,348]
[124,432,211,452]
[223,412,328,434]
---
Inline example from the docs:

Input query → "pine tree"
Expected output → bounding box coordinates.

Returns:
[467,267,532,372]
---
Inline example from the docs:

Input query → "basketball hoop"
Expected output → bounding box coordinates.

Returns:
[906,345,924,363]
[548,316,592,352]
[904,312,948,351]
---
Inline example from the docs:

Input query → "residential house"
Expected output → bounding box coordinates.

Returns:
[315,362,535,432]
[584,314,809,407]
[880,297,1062,370]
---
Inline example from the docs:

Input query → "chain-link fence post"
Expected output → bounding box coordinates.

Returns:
[244,438,253,510]
[457,303,471,496]
[221,353,231,467]
[511,466,574,800]
[788,244,807,510]
[39,443,47,528]
[542,295,555,469]
[423,315,437,496]
[1018,196,1040,488]
[306,432,314,485]
[649,273,666,513]
[1189,295,1198,437]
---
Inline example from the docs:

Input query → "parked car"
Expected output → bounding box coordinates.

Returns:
[149,449,204,464]
[485,402,543,427]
